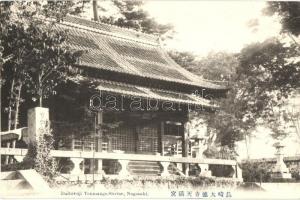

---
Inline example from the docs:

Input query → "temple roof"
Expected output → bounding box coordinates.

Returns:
[58,15,227,91]
[69,75,216,108]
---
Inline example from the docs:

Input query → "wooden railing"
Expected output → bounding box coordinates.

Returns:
[0,147,243,181]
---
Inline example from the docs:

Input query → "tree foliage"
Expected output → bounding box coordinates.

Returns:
[34,123,58,183]
[264,2,300,36]
[241,161,272,182]
[169,51,238,82]
[169,50,241,151]
[217,39,300,149]
[0,1,82,130]
[99,0,173,36]
[172,38,300,153]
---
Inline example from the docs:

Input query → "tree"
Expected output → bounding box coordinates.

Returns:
[0,1,82,130]
[169,51,238,82]
[264,2,300,50]
[264,2,300,37]
[271,90,300,142]
[168,51,198,70]
[98,0,174,37]
[170,50,241,155]
[180,39,300,157]
[194,52,238,82]
[231,38,300,154]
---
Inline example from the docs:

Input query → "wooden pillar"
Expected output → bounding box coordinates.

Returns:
[93,0,99,21]
[71,135,75,150]
[160,121,165,156]
[12,139,16,148]
[90,159,94,174]
[182,121,190,175]
[4,142,10,165]
[96,111,103,173]
[97,111,103,152]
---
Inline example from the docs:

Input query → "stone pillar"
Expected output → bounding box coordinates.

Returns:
[118,160,130,177]
[27,107,49,144]
[236,164,243,180]
[198,163,212,177]
[96,159,104,174]
[160,161,170,177]
[70,158,84,175]
[231,164,243,181]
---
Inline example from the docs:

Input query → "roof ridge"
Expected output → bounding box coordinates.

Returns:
[64,15,160,45]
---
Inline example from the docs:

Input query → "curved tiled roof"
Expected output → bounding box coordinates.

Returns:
[69,75,216,108]
[59,15,227,90]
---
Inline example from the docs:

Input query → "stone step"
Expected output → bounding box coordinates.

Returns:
[129,165,161,170]
[129,160,159,163]
[129,161,160,166]
[0,179,31,191]
[0,171,18,180]
[131,173,160,176]
[130,168,161,172]
[18,170,51,192]
[128,160,162,176]
[130,170,161,175]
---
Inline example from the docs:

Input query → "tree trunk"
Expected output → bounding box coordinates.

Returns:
[39,89,42,107]
[38,73,42,107]
[13,82,22,129]
[7,78,15,131]
[245,134,250,159]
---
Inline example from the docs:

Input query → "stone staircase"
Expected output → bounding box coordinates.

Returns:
[128,161,184,176]
[0,170,50,194]
[0,171,33,193]
[128,161,162,176]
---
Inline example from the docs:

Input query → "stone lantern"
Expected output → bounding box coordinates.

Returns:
[270,142,292,180]
[190,135,208,159]
[189,135,211,177]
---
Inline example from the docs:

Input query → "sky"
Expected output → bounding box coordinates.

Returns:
[144,1,281,56]
[144,1,299,158]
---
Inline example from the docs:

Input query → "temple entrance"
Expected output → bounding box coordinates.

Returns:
[136,123,159,154]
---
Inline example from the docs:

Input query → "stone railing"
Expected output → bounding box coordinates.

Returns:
[0,147,242,181]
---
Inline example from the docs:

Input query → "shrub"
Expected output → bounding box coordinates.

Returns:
[55,175,240,190]
[34,123,58,184]
[241,161,271,182]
